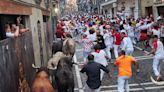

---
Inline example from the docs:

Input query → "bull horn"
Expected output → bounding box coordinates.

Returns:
[150,76,164,85]
[47,66,57,70]
[32,64,40,69]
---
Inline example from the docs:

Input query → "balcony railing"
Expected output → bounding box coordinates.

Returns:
[154,0,164,4]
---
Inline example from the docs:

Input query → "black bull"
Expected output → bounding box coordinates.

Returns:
[54,57,74,92]
[51,39,76,92]
[52,40,63,55]
[52,38,75,57]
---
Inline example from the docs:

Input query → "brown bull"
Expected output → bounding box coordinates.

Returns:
[31,68,55,92]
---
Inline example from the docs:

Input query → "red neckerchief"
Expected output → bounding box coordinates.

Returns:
[95,50,100,53]
[154,28,159,30]
[124,35,128,38]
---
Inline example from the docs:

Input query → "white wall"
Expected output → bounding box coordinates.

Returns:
[29,8,48,67]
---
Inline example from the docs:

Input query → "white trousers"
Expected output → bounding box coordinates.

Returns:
[125,49,134,56]
[129,36,136,44]
[153,55,164,76]
[118,76,130,92]
[114,45,119,58]
[100,70,105,81]
[105,45,112,59]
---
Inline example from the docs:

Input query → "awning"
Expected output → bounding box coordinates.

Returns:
[0,1,32,15]
[100,0,117,7]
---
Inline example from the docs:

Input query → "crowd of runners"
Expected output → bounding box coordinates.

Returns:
[56,13,164,92]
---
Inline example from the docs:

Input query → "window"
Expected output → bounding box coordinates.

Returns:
[0,15,26,40]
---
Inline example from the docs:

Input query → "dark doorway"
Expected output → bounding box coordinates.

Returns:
[145,6,153,16]
[131,7,135,17]
[157,6,164,17]
[112,8,114,18]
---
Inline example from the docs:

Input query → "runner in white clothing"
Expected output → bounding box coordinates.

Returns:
[125,22,136,44]
[103,30,113,59]
[121,32,134,56]
[152,24,161,39]
[77,34,94,62]
[147,35,164,81]
[91,44,108,80]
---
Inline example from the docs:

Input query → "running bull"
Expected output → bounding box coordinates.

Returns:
[52,34,76,58]
[31,68,55,92]
[55,57,75,92]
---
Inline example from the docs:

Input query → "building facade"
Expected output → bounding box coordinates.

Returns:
[0,0,53,67]
[100,0,141,19]
[141,0,153,17]
[140,0,164,20]
[100,0,117,17]
[153,0,164,19]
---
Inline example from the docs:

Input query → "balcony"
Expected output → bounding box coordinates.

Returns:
[154,0,164,4]
[100,0,117,7]
[102,0,115,3]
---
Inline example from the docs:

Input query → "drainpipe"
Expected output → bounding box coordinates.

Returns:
[50,0,55,41]
[138,0,141,18]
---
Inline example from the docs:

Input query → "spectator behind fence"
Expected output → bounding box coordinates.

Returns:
[19,24,29,34]
[5,23,19,38]
[5,16,28,38]
[16,16,29,34]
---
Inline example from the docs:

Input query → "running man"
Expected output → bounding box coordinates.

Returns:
[121,32,134,56]
[147,35,164,81]
[81,54,110,92]
[113,30,122,58]
[114,50,139,92]
[91,44,108,80]
[76,34,93,62]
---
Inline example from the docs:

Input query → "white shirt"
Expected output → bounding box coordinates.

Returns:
[139,25,148,30]
[103,32,113,46]
[91,50,108,66]
[88,33,97,42]
[121,37,134,51]
[125,25,134,37]
[6,32,14,37]
[123,24,128,29]
[83,31,90,36]
[160,26,164,37]
[152,29,160,38]
[154,40,164,56]
[80,38,93,52]
[99,25,104,35]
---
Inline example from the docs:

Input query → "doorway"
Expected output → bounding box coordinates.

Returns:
[130,7,135,17]
[145,6,153,16]
[157,6,164,17]
[112,8,114,18]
